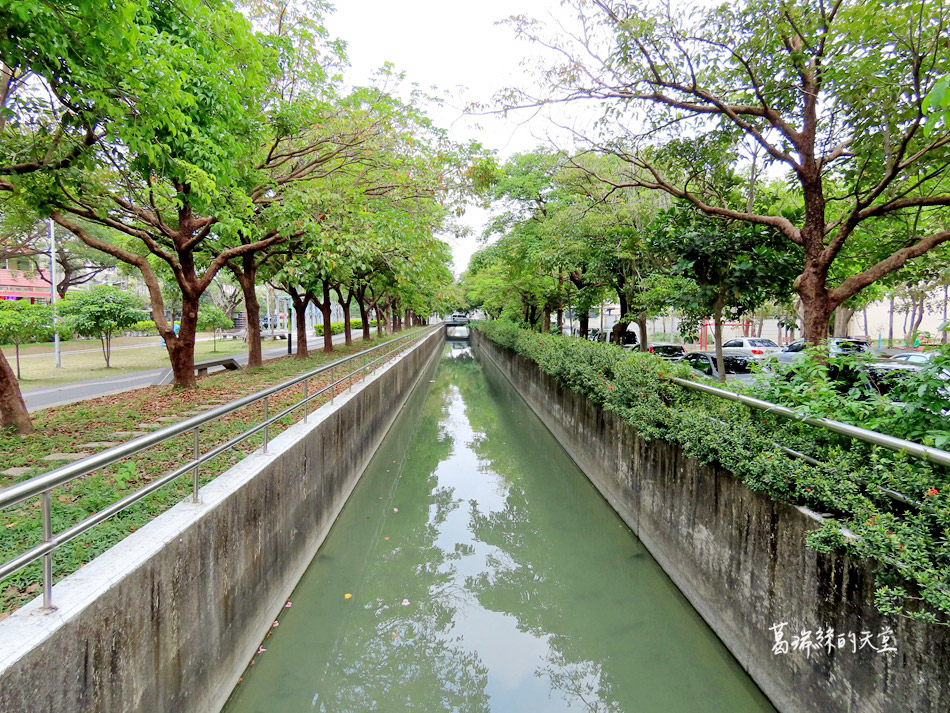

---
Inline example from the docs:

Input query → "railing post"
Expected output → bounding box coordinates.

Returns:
[330,365,335,404]
[192,427,200,503]
[42,489,53,609]
[263,396,269,453]
[303,378,309,423]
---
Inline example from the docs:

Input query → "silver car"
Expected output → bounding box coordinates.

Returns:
[772,338,871,365]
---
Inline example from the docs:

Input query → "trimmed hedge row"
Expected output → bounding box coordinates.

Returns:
[474,320,950,622]
[314,319,378,337]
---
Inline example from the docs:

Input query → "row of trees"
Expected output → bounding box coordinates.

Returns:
[468,0,950,369]
[1,0,484,432]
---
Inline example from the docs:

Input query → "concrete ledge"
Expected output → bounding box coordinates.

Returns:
[472,330,950,713]
[0,328,444,713]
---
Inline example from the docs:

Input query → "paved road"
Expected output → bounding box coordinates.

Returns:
[21,334,352,412]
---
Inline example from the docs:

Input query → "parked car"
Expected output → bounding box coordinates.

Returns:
[772,338,871,365]
[646,342,687,359]
[684,350,757,381]
[889,351,933,365]
[720,337,781,357]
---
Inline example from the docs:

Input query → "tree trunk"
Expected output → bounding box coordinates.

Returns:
[832,306,854,337]
[358,300,371,341]
[101,333,111,367]
[799,272,836,347]
[0,350,33,433]
[404,309,411,331]
[293,296,309,359]
[163,294,199,388]
[913,296,926,337]
[943,286,948,345]
[637,311,648,352]
[14,343,20,379]
[713,291,726,383]
[317,282,334,353]
[375,305,385,336]
[888,296,895,347]
[228,258,263,368]
[610,293,630,345]
[295,304,308,357]
[334,286,354,346]
[541,306,550,333]
[579,310,589,339]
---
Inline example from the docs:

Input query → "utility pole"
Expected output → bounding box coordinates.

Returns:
[48,219,61,368]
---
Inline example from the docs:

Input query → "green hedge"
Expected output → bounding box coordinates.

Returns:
[475,319,950,622]
[314,319,378,336]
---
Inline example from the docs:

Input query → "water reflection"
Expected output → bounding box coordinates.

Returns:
[222,344,776,713]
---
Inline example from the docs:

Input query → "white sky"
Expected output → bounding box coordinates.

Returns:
[324,0,576,275]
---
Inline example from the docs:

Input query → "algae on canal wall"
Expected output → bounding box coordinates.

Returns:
[472,329,950,713]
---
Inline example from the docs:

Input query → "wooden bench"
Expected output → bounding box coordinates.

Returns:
[194,356,241,377]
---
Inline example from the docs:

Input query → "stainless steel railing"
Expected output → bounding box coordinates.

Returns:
[0,326,439,607]
[671,376,950,468]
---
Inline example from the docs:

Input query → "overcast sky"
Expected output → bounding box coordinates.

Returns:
[324,0,575,275]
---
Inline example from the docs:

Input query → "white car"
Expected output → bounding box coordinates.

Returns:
[720,337,782,357]
[890,351,932,365]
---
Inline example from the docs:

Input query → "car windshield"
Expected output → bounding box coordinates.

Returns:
[836,341,869,352]
[723,355,753,374]
[652,345,684,356]
[748,339,778,347]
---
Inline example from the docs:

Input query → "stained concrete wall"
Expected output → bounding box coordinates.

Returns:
[0,328,444,713]
[473,330,950,713]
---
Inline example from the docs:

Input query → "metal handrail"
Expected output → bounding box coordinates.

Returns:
[0,325,439,605]
[672,376,950,468]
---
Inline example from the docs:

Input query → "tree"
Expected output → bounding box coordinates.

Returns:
[0,300,51,378]
[61,287,143,367]
[505,0,950,345]
[650,204,799,380]
[197,303,233,352]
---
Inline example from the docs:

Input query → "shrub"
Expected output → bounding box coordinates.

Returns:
[474,320,950,622]
[129,320,158,336]
[314,319,378,336]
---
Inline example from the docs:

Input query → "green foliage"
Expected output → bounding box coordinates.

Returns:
[61,287,144,366]
[0,300,52,378]
[130,320,159,335]
[314,320,377,337]
[475,321,950,622]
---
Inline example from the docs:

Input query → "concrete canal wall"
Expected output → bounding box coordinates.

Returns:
[473,330,950,713]
[0,328,444,713]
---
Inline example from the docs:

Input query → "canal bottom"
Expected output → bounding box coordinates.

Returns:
[222,343,777,713]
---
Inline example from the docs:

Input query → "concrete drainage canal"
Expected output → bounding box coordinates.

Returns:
[221,342,776,713]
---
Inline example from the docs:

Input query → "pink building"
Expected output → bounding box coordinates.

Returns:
[0,258,52,304]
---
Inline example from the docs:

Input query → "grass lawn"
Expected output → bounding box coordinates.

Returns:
[3,334,253,391]
[0,328,425,616]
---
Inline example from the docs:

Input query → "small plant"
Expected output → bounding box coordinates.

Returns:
[114,461,137,488]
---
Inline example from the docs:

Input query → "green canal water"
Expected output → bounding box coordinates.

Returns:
[222,343,777,713]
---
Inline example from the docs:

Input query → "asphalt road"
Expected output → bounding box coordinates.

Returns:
[21,333,352,412]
